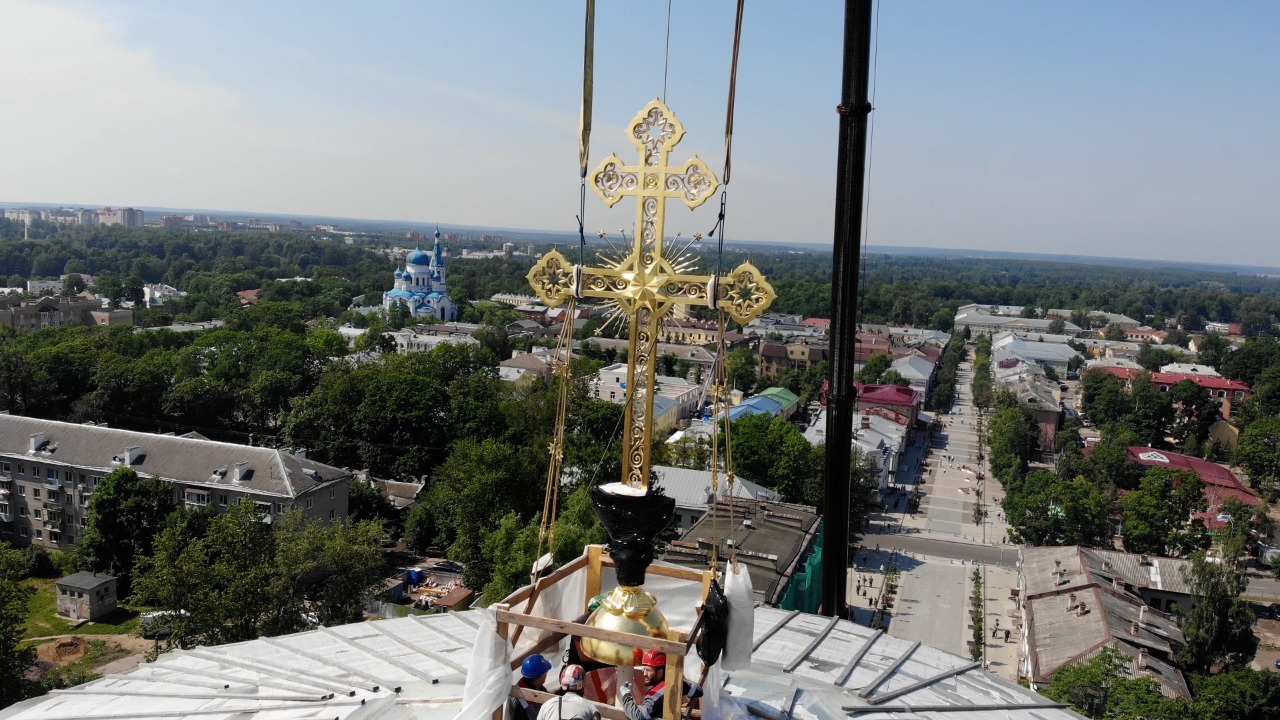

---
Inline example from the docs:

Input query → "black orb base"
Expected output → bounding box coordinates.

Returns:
[590,484,675,587]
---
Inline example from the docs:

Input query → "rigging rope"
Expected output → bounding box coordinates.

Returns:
[857,0,880,331]
[578,0,596,267]
[710,0,748,571]
[662,0,674,102]
[533,0,598,567]
[536,299,579,560]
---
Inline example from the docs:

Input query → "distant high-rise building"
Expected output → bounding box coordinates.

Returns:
[97,207,144,227]
[3,209,35,224]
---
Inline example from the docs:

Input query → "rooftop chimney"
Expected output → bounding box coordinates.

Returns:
[1139,606,1147,626]
[1076,601,1088,617]
[233,461,251,482]
[1139,554,1151,566]
[29,433,47,452]
[1067,593,1077,610]
[1130,621,1139,635]
[123,446,142,466]
[1138,648,1148,670]
[1053,559,1062,574]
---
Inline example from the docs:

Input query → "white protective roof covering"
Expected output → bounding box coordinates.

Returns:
[0,551,1084,720]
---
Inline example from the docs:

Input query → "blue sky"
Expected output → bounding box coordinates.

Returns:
[1,1,1276,265]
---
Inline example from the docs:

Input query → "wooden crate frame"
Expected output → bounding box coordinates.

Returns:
[494,545,715,720]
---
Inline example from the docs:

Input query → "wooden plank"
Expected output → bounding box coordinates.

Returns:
[586,545,604,610]
[856,641,919,699]
[665,628,684,720]
[368,619,469,675]
[259,637,393,692]
[511,686,628,720]
[865,661,980,705]
[503,553,591,607]
[319,627,439,683]
[780,686,800,720]
[834,630,882,687]
[600,556,706,582]
[509,631,567,671]
[494,602,511,646]
[180,648,372,695]
[752,610,800,651]
[784,615,840,673]
[495,609,686,656]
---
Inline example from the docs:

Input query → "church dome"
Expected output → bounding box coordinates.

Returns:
[406,248,432,266]
[395,268,407,279]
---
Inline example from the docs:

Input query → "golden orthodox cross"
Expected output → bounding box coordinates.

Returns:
[527,100,776,490]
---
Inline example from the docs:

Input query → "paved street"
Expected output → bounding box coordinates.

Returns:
[886,555,967,656]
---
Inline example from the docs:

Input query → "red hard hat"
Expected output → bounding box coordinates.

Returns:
[641,649,666,668]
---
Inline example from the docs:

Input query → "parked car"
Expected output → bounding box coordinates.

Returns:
[141,610,190,638]
[434,560,464,574]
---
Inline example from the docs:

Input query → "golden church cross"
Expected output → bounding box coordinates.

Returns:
[527,100,776,490]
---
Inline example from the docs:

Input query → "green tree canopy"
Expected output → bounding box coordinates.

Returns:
[79,467,177,595]
[1120,468,1208,556]
[131,502,386,648]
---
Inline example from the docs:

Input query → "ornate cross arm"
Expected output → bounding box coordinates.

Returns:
[527,250,776,326]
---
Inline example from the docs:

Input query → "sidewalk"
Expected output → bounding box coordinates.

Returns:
[874,350,1014,549]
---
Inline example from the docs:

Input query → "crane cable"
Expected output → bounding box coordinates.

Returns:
[534,0,597,567]
[709,0,747,573]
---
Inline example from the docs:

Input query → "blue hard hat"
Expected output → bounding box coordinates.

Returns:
[521,655,552,679]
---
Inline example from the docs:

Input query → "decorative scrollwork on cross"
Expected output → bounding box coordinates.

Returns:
[526,100,776,490]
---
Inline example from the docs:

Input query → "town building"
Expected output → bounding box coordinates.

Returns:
[887,354,936,395]
[758,338,829,380]
[0,416,353,551]
[0,296,106,331]
[1158,363,1220,377]
[143,283,186,307]
[1019,546,1190,699]
[385,327,479,355]
[1093,366,1251,403]
[802,408,907,491]
[743,313,826,340]
[953,304,1084,337]
[383,230,457,321]
[584,337,716,369]
[854,382,922,429]
[657,318,748,347]
[992,332,1082,377]
[592,363,702,431]
[96,207,145,227]
[662,497,822,609]
[1044,309,1140,330]
[649,465,781,534]
[55,572,118,621]
[26,279,64,295]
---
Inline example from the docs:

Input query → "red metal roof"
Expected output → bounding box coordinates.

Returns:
[1096,367,1250,395]
[855,382,922,407]
[1125,447,1258,528]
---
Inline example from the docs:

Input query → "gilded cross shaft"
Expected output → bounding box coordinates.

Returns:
[528,100,776,490]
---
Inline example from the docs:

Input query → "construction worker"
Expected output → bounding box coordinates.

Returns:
[538,665,598,720]
[620,650,702,720]
[508,655,552,720]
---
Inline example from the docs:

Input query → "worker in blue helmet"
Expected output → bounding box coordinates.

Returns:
[507,655,553,720]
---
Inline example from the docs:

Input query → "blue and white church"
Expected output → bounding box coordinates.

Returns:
[383,230,457,321]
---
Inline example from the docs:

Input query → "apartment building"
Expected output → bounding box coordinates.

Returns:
[0,416,352,551]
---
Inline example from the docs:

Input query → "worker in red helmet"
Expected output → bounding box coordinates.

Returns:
[620,650,702,720]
